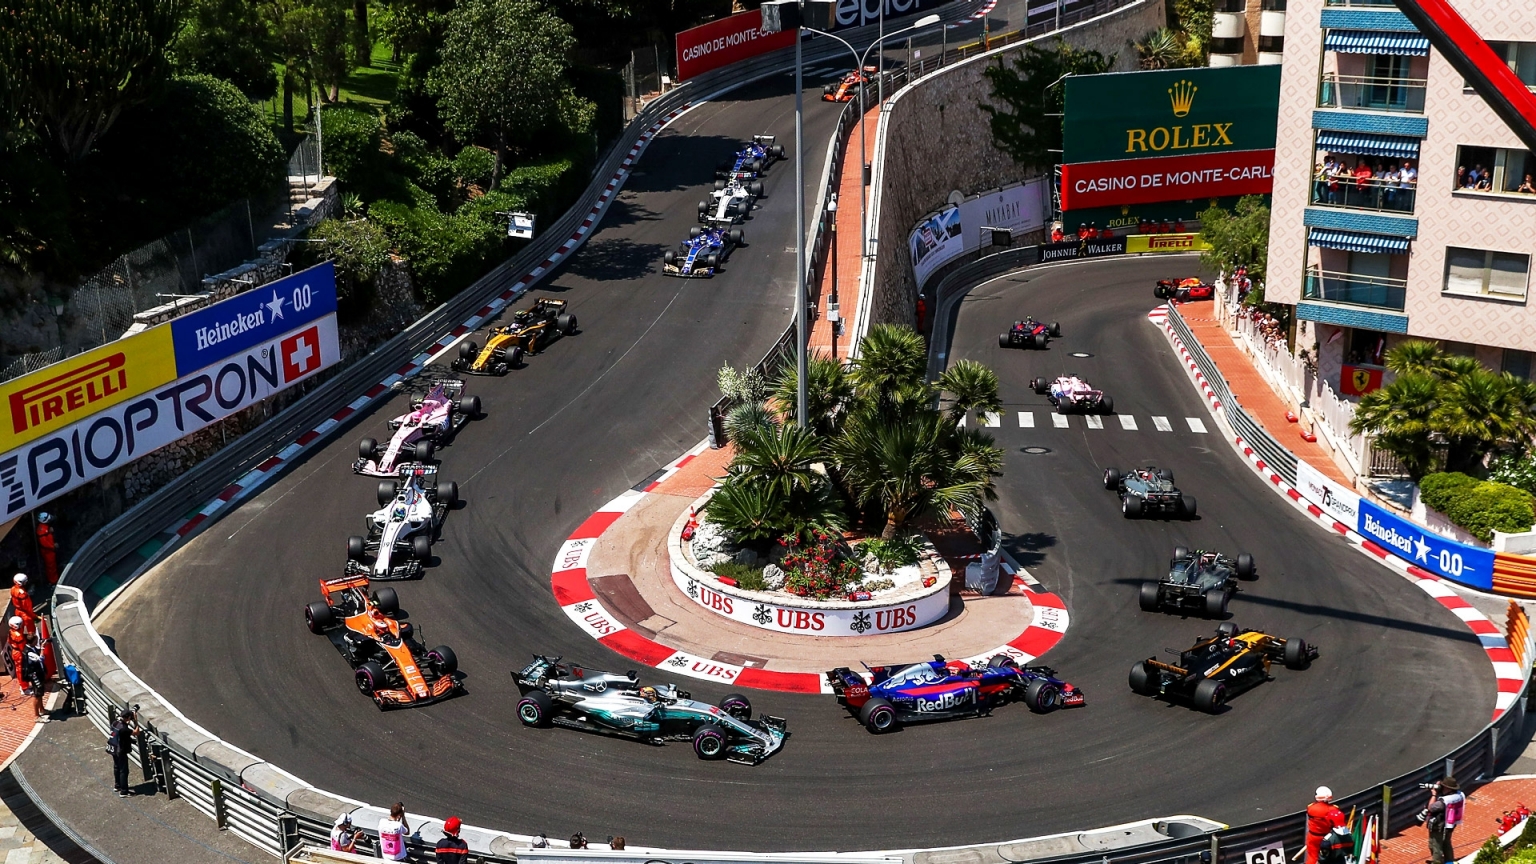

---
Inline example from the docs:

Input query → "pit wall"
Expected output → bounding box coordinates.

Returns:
[861,0,1165,330]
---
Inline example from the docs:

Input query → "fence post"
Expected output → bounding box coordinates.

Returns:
[1488,727,1499,777]
[1382,784,1392,833]
[1209,832,1221,864]
[212,779,228,830]
[136,729,153,783]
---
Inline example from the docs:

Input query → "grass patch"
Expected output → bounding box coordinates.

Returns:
[713,561,767,591]
[264,43,403,134]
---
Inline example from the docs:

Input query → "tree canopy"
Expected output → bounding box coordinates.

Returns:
[981,40,1115,172]
[1197,195,1270,287]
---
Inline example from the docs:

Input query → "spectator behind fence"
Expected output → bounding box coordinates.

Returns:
[570,833,588,849]
[436,816,469,864]
[331,813,359,854]
[1427,777,1465,864]
[379,802,410,861]
[611,837,626,850]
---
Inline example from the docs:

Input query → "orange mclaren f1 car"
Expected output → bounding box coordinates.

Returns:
[822,66,878,101]
[305,574,462,709]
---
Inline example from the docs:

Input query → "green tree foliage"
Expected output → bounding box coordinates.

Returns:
[1134,28,1187,70]
[368,189,516,304]
[938,359,1002,424]
[310,216,392,301]
[851,323,932,419]
[3,0,183,163]
[1419,472,1535,542]
[427,0,592,184]
[1491,453,1536,497]
[171,0,279,99]
[1169,0,1213,65]
[981,40,1115,172]
[1197,195,1270,287]
[833,409,995,539]
[772,355,854,438]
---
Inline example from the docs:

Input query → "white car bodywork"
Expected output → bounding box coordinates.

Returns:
[701,180,758,225]
[354,383,464,476]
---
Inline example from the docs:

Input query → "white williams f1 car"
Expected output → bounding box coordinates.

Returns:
[346,465,458,580]
[354,380,480,476]
[698,178,762,225]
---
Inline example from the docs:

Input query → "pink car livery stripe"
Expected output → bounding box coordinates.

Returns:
[548,442,1072,693]
[1149,304,1524,719]
[148,106,698,550]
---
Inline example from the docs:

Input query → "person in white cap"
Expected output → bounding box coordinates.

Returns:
[9,573,34,635]
[1306,786,1342,864]
[6,617,26,692]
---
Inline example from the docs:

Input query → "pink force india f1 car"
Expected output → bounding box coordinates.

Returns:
[354,380,480,477]
[1032,375,1114,414]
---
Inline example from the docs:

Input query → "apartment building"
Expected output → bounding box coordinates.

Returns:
[1209,0,1287,66]
[1264,0,1536,396]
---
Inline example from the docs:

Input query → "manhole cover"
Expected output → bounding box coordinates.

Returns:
[1021,446,1052,454]
[1069,351,1094,358]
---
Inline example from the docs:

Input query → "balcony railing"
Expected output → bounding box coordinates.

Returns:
[1322,0,1395,6]
[1303,267,1408,311]
[1310,175,1417,213]
[1318,73,1427,114]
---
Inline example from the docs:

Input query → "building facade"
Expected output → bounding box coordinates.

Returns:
[1209,0,1287,67]
[1265,0,1536,394]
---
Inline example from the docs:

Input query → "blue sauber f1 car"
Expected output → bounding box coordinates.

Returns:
[715,135,786,180]
[662,226,744,277]
[826,654,1084,733]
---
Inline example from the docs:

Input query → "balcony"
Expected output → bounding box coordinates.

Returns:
[1318,73,1427,113]
[1323,0,1395,6]
[1303,266,1407,311]
[1310,176,1416,214]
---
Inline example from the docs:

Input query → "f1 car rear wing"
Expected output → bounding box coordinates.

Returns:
[752,134,776,146]
[320,573,371,597]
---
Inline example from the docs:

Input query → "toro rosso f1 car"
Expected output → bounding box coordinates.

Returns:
[305,575,462,708]
[1129,622,1315,713]
[822,66,877,101]
[1155,277,1215,301]
[699,178,762,225]
[452,298,577,375]
[1141,546,1256,617]
[999,317,1060,349]
[513,656,787,764]
[1104,465,1195,519]
[716,135,785,180]
[663,226,743,277]
[826,654,1083,733]
[354,380,479,476]
[345,465,457,580]
[1033,375,1113,414]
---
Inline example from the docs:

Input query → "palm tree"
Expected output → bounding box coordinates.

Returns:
[1383,340,1445,376]
[1435,369,1533,473]
[725,402,777,444]
[1351,371,1442,479]
[1135,28,1184,70]
[851,324,928,404]
[773,355,854,436]
[704,480,792,542]
[832,411,993,538]
[728,422,824,499]
[938,360,1002,425]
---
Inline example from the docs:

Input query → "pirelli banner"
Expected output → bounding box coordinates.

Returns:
[0,262,339,516]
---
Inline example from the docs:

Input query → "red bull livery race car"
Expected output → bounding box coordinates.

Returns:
[1155,277,1215,301]
[1032,374,1114,414]
[354,380,480,477]
[663,226,743,278]
[822,66,877,101]
[715,136,785,180]
[999,316,1061,349]
[304,574,462,709]
[826,654,1083,733]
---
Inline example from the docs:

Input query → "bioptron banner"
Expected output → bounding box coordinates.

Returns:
[909,180,1050,286]
[0,262,340,517]
[1294,458,1494,590]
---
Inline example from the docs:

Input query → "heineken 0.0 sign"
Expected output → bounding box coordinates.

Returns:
[1063,65,1281,165]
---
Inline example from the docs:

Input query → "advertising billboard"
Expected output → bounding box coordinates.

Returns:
[170,263,338,373]
[1123,233,1212,254]
[1295,459,1361,527]
[675,10,796,80]
[1356,498,1494,590]
[1058,149,1276,210]
[908,180,1050,286]
[1063,65,1281,166]
[833,0,955,28]
[1039,236,1127,263]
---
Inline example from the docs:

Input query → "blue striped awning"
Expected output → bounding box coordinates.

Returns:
[1308,229,1411,254]
[1324,30,1430,55]
[1316,130,1420,159]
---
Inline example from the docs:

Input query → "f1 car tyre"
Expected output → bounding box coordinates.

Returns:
[772,144,785,159]
[693,724,727,760]
[1123,496,1143,518]
[750,159,763,172]
[305,602,335,633]
[1193,678,1227,713]
[458,395,481,416]
[1155,284,1172,299]
[1103,468,1121,489]
[1235,552,1256,579]
[1129,661,1157,696]
[1057,400,1069,415]
[823,84,834,95]
[1139,581,1161,612]
[441,481,459,507]
[1158,468,1174,483]
[377,480,398,507]
[1033,333,1048,349]
[1032,377,1048,394]
[355,661,387,697]
[988,654,1018,669]
[412,534,432,562]
[718,693,752,721]
[1173,545,1190,563]
[459,341,478,360]
[663,251,676,265]
[698,201,708,218]
[714,179,726,191]
[689,226,701,239]
[347,535,366,561]
[1204,589,1228,618]
[359,438,377,460]
[749,181,763,197]
[1099,394,1114,414]
[1049,322,1062,337]
[728,228,744,245]
[428,645,458,675]
[859,697,897,733]
[517,691,554,727]
[1284,638,1311,670]
[1181,495,1197,518]
[1023,679,1062,713]
[374,586,399,616]
[508,345,525,367]
[557,313,577,335]
[1216,622,1238,639]
[705,253,720,268]
[413,440,435,462]
[999,333,1009,348]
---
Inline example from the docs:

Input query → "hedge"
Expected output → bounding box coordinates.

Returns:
[1419,471,1536,542]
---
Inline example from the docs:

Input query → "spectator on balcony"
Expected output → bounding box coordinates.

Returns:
[1324,160,1343,204]
[331,813,360,854]
[1475,166,1492,191]
[1353,160,1373,204]
[1399,160,1417,205]
[1518,174,1535,194]
[1455,165,1467,188]
[1378,162,1398,209]
[1314,160,1327,202]
[570,833,589,849]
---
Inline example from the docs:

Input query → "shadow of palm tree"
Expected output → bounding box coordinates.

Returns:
[563,236,670,281]
[1002,531,1056,570]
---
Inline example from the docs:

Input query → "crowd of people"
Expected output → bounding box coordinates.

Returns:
[1455,162,1536,193]
[1305,780,1465,864]
[1048,219,1189,243]
[327,807,626,861]
[1314,155,1418,210]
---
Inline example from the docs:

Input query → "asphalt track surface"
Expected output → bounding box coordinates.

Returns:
[99,88,1489,854]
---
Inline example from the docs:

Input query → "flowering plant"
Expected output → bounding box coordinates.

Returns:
[778,529,865,600]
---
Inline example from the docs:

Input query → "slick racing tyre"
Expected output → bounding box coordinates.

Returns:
[377,480,398,507]
[1050,321,1062,337]
[1032,377,1048,394]
[859,697,897,733]
[358,438,377,460]
[508,345,525,367]
[1284,638,1311,670]
[1023,679,1062,713]
[1216,622,1239,638]
[987,654,1018,669]
[1139,581,1161,612]
[714,179,726,191]
[437,481,459,507]
[557,313,576,335]
[1103,468,1121,490]
[1033,333,1048,349]
[458,341,478,361]
[1129,661,1157,696]
[428,645,458,675]
[1181,495,1198,518]
[718,693,752,721]
[1173,545,1190,563]
[998,333,1010,349]
[728,228,744,245]
[663,250,676,265]
[373,587,399,615]
[413,439,435,462]
[412,534,432,562]
[305,602,335,634]
[517,691,554,727]
[689,226,701,239]
[1204,589,1229,618]
[1123,496,1143,518]
[458,395,481,417]
[749,181,763,197]
[1193,677,1227,713]
[347,535,366,561]
[1099,394,1114,414]
[1158,468,1175,483]
[355,661,387,698]
[1236,552,1256,579]
[693,724,727,760]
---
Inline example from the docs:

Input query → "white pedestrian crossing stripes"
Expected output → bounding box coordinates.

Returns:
[1152,416,1172,431]
[1006,411,1209,433]
[980,411,1001,428]
[1084,415,1103,429]
[1018,411,1034,428]
[1118,415,1138,431]
[1051,413,1069,428]
[1186,417,1208,433]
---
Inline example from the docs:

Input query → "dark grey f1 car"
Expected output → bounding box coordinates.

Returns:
[1140,546,1256,616]
[1104,465,1195,518]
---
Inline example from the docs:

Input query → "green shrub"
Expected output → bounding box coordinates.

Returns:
[1420,472,1480,512]
[1420,472,1535,542]
[369,191,511,305]
[320,107,386,187]
[453,147,496,189]
[861,535,922,573]
[500,156,579,222]
[1492,454,1536,498]
[713,561,766,591]
[1470,834,1503,864]
[309,217,391,303]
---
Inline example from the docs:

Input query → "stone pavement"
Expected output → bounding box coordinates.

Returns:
[809,104,878,359]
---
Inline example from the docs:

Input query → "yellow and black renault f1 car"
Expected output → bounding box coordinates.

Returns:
[452,298,578,375]
[1129,622,1315,713]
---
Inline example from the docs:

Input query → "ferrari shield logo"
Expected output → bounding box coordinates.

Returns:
[1340,364,1383,396]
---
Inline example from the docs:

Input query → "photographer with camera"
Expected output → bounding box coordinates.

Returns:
[1425,777,1465,864]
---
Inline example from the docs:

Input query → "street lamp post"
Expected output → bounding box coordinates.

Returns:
[828,194,839,358]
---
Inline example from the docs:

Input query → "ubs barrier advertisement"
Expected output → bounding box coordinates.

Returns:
[675,10,797,80]
[0,262,340,517]
[909,180,1050,286]
[1058,148,1276,210]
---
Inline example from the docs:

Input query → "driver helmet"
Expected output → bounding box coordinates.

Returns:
[393,504,407,520]
[639,686,659,703]
[370,609,391,635]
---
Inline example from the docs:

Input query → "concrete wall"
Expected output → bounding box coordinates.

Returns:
[866,0,1165,329]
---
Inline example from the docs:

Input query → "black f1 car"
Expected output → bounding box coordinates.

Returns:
[998,316,1061,349]
[1129,622,1315,713]
[1141,546,1256,616]
[826,654,1083,733]
[1104,465,1195,518]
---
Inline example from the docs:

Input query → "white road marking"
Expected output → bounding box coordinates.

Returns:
[1152,416,1172,431]
[1018,411,1034,428]
[1085,415,1103,429]
[1186,417,1208,433]
[1119,414,1138,430]
[981,411,1001,428]
[1052,413,1069,429]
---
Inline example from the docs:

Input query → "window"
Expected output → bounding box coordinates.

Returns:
[1485,42,1536,88]
[1215,0,1246,11]
[1452,145,1536,195]
[1261,0,1286,9]
[1209,37,1244,55]
[1443,247,1531,300]
[1503,349,1532,380]
[1259,35,1284,53]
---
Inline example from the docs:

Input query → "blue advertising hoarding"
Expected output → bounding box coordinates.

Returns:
[170,261,338,374]
[1356,498,1494,590]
